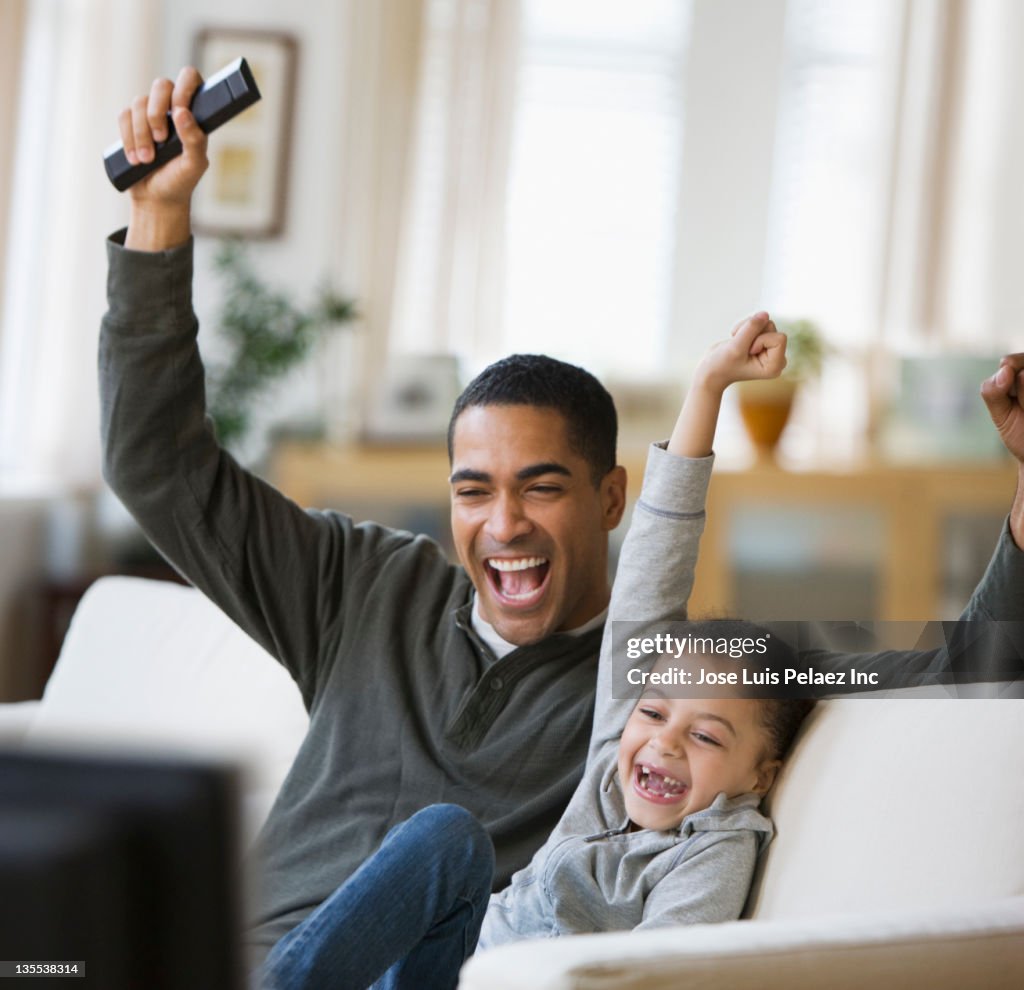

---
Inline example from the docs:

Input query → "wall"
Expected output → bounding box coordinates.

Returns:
[0,0,362,696]
[160,0,351,286]
[160,0,358,452]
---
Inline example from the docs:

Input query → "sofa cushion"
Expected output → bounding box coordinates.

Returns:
[459,896,1024,990]
[748,697,1024,918]
[25,576,309,839]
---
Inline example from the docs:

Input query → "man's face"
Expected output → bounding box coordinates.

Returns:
[449,404,626,646]
[617,692,778,832]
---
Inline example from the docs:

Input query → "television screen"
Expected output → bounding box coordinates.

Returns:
[0,748,243,989]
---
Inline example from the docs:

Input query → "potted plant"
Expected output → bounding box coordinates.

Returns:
[205,240,358,456]
[736,317,825,460]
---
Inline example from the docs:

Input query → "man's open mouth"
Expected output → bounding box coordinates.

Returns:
[634,764,689,803]
[485,556,550,606]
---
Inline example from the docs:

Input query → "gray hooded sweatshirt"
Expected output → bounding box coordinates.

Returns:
[480,445,773,946]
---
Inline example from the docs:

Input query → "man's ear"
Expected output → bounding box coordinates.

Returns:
[601,465,628,530]
[752,759,781,795]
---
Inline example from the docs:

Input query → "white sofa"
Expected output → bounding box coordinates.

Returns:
[1,576,1022,989]
[0,575,309,843]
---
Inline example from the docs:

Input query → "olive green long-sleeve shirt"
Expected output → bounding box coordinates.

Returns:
[100,232,607,957]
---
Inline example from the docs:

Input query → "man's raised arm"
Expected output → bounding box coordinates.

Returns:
[100,69,406,707]
[960,352,1024,621]
[981,353,1024,547]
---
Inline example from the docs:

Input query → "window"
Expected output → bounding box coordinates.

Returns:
[391,0,691,378]
[762,0,903,341]
[501,0,692,376]
[398,0,907,388]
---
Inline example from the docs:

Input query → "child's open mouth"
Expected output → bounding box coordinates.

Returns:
[485,556,550,606]
[634,764,689,804]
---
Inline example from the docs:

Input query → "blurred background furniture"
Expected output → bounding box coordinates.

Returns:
[270,441,1019,621]
[0,576,308,845]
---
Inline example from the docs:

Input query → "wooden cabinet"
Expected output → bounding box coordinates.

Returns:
[690,461,1017,621]
[271,442,1018,621]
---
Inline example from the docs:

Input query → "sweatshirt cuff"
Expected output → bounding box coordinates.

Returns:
[638,441,714,512]
[105,227,195,329]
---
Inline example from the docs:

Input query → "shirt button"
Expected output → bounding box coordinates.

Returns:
[490,677,504,691]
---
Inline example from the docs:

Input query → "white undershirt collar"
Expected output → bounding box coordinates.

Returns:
[470,593,608,660]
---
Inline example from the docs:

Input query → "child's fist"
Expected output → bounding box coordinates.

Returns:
[695,312,788,392]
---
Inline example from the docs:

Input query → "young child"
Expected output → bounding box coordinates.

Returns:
[258,313,812,990]
[481,619,809,944]
[480,314,807,944]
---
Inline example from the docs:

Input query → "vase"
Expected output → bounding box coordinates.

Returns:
[736,378,797,461]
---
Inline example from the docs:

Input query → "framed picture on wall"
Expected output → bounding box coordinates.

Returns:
[191,28,298,238]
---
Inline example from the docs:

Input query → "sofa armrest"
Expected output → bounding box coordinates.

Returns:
[0,701,41,742]
[459,897,1024,990]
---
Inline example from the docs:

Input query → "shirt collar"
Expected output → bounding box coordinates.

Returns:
[470,593,608,660]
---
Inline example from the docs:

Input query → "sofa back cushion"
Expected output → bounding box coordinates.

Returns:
[25,576,309,839]
[747,696,1024,918]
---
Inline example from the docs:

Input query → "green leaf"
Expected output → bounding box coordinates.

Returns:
[205,240,358,454]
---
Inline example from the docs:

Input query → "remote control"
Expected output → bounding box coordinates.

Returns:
[103,57,261,191]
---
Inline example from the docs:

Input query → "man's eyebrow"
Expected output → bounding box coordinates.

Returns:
[516,462,572,481]
[449,468,491,484]
[448,462,573,485]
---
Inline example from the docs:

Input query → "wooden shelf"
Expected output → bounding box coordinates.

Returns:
[270,441,1019,621]
[271,442,456,506]
[690,459,1018,621]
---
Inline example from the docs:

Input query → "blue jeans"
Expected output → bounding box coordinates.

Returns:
[256,804,495,990]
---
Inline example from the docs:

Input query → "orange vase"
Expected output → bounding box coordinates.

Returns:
[736,379,797,460]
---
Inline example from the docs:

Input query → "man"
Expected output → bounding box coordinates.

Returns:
[103,68,1024,970]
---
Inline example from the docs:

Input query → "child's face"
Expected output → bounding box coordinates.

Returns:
[617,693,779,832]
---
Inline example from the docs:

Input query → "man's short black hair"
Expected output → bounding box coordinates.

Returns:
[447,354,618,486]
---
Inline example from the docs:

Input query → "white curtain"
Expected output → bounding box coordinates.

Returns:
[328,0,520,423]
[0,0,160,489]
[387,0,521,361]
[0,0,29,323]
[932,0,1024,349]
[882,0,1024,351]
[328,0,428,418]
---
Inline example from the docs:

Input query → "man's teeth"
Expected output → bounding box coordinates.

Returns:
[488,556,548,572]
[488,556,549,601]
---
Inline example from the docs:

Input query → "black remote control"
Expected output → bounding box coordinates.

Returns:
[103,57,261,191]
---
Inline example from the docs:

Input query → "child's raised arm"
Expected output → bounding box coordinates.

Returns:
[586,313,786,761]
[669,311,787,458]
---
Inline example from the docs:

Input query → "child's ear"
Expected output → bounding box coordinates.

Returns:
[752,759,781,795]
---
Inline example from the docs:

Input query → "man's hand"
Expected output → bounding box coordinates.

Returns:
[981,353,1024,549]
[981,354,1024,464]
[692,312,788,394]
[120,67,209,252]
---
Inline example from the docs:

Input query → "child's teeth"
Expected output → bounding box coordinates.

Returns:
[639,765,686,795]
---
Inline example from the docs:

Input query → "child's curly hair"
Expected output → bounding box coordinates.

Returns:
[684,616,816,761]
[758,698,816,761]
